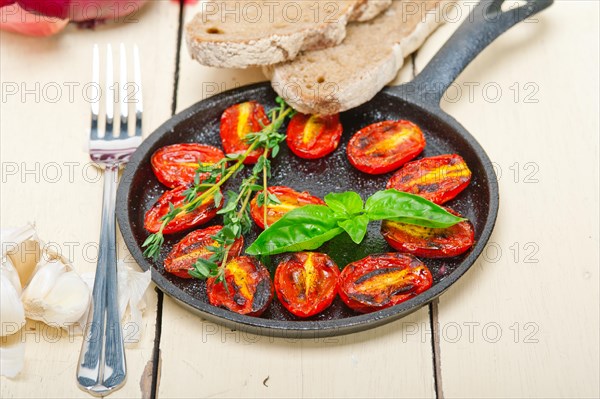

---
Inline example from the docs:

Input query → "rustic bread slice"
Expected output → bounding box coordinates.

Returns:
[185,0,391,69]
[264,0,450,115]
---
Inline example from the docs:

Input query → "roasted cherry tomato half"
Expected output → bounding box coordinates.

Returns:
[274,252,340,318]
[164,225,244,278]
[151,143,225,189]
[387,154,472,204]
[220,101,270,165]
[381,208,475,258]
[338,253,433,313]
[144,186,223,234]
[206,256,274,316]
[249,186,325,229]
[347,120,426,174]
[286,113,343,159]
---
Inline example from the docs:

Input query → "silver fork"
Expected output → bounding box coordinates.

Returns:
[77,43,143,396]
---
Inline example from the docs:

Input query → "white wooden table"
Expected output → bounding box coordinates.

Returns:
[1,1,598,398]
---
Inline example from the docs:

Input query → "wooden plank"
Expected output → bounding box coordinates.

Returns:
[414,1,599,397]
[159,299,435,399]
[158,3,436,398]
[0,1,180,397]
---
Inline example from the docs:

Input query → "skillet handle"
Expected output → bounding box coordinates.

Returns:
[403,0,553,106]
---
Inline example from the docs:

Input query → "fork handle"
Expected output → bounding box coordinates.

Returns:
[77,165,127,396]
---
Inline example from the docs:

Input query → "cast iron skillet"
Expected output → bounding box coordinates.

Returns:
[117,0,552,338]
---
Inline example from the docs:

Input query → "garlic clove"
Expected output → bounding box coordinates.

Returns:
[21,259,90,329]
[1,265,26,336]
[9,239,41,288]
[37,271,91,327]
[1,224,41,287]
[21,259,66,307]
[1,255,22,295]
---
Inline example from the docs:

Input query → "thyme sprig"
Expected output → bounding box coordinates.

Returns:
[189,98,293,281]
[142,144,257,260]
[188,149,267,281]
[142,97,295,281]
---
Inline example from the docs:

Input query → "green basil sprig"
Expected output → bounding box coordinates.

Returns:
[246,189,465,255]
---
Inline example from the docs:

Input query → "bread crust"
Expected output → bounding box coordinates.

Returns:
[350,0,392,22]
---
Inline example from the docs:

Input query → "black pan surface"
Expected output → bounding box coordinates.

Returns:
[116,83,498,337]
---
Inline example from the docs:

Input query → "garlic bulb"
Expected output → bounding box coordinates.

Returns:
[0,260,25,337]
[21,258,90,329]
[1,224,40,287]
[1,224,93,378]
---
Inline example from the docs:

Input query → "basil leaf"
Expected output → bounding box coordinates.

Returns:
[246,205,343,255]
[324,191,364,215]
[338,214,370,244]
[365,189,465,228]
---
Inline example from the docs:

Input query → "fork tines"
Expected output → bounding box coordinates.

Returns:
[91,43,143,141]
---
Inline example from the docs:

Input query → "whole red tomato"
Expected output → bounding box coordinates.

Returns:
[2,0,148,21]
[0,1,149,36]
